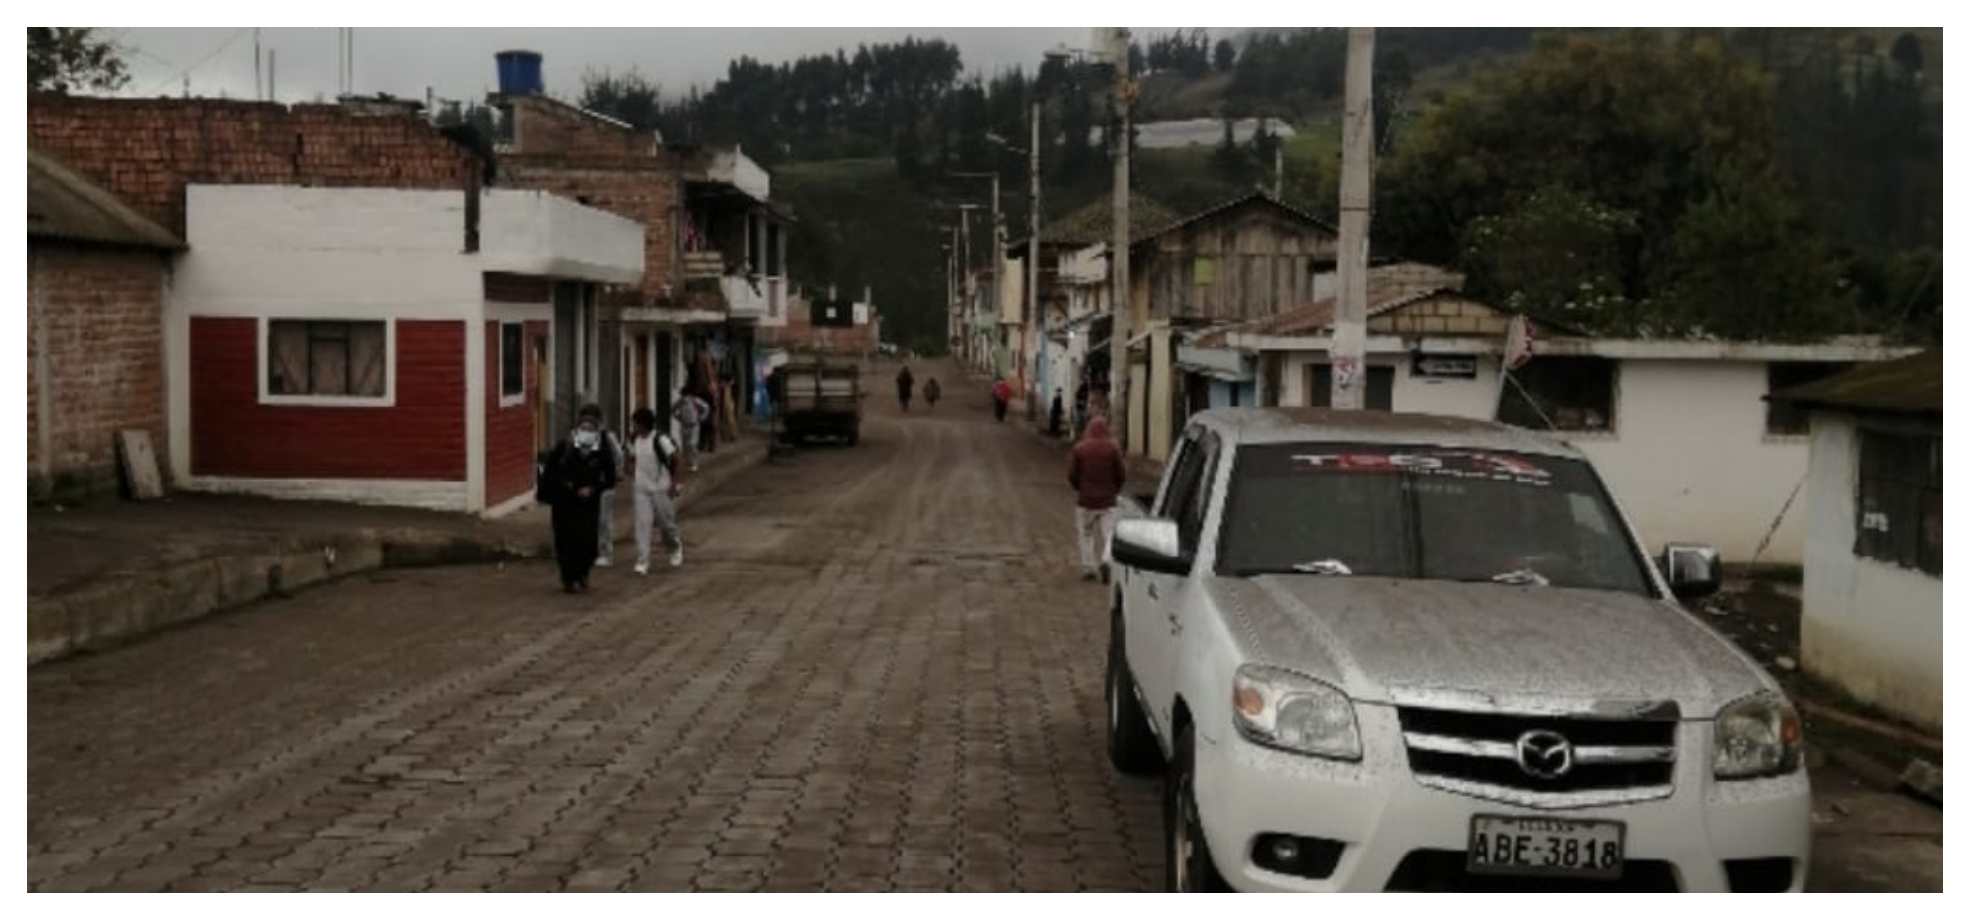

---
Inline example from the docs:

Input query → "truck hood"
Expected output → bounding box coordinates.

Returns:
[1208,576,1774,716]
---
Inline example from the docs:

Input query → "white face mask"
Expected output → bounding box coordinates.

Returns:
[573,428,601,451]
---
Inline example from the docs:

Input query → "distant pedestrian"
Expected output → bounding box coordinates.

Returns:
[1069,416,1126,584]
[992,377,1012,423]
[1049,388,1066,438]
[627,407,686,575]
[1074,381,1090,434]
[546,403,619,593]
[672,387,708,472]
[896,365,916,413]
[923,377,941,411]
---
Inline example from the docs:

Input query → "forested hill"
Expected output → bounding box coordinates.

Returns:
[511,28,1941,354]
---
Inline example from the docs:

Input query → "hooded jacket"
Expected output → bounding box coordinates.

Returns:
[1068,417,1127,510]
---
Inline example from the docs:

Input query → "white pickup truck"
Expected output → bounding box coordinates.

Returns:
[1104,409,1811,892]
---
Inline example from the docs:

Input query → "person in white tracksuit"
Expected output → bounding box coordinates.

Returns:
[626,407,685,575]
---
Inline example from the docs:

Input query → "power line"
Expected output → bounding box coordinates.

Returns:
[144,28,251,96]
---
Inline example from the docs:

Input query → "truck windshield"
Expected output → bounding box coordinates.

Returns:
[1217,443,1653,596]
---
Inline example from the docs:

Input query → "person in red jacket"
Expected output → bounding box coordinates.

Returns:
[992,377,1013,422]
[1068,415,1127,583]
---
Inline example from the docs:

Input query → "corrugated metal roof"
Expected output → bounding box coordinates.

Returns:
[27,147,183,250]
[1040,193,1181,247]
[1766,349,1942,416]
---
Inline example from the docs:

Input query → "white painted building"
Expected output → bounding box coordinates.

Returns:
[1193,285,1919,565]
[1769,352,1942,732]
[168,184,643,515]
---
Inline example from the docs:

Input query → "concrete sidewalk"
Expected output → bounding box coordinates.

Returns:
[27,432,769,665]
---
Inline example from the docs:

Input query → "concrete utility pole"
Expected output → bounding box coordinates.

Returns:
[1331,27,1375,411]
[1029,99,1044,423]
[1107,26,1134,449]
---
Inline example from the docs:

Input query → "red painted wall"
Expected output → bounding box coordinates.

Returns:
[485,319,548,508]
[190,317,465,480]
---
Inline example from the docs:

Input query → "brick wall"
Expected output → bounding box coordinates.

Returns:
[485,319,547,508]
[27,243,171,499]
[189,318,465,480]
[484,272,551,303]
[499,97,682,303]
[26,95,478,237]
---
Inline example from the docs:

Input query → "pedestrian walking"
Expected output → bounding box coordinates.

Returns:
[1049,388,1067,438]
[672,386,708,472]
[545,403,618,593]
[923,377,941,411]
[896,365,916,413]
[1068,416,1126,584]
[626,407,686,575]
[992,377,1012,423]
[595,415,627,566]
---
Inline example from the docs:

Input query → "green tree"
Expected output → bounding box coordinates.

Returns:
[579,68,663,130]
[1646,162,1856,340]
[28,27,128,94]
[1461,186,1643,332]
[1213,39,1236,73]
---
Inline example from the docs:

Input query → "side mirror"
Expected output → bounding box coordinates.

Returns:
[1662,543,1723,601]
[1113,518,1192,577]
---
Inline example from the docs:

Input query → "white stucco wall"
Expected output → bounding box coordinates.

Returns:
[1797,413,1943,731]
[482,190,644,284]
[1269,350,1813,564]
[1558,359,1812,565]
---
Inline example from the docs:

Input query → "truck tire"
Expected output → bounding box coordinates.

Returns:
[1166,725,1231,892]
[1106,611,1162,776]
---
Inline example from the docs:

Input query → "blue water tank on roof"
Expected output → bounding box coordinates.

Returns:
[495,50,544,96]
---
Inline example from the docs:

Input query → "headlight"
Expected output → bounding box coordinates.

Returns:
[1713,693,1803,779]
[1232,665,1361,761]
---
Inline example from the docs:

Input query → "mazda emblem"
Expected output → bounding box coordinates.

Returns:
[1515,729,1575,779]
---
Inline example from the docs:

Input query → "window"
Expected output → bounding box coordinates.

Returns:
[500,323,525,402]
[1856,429,1941,576]
[1499,357,1616,432]
[1194,256,1217,286]
[1216,443,1653,595]
[267,320,387,398]
[1157,429,1214,554]
[1766,361,1853,435]
[1307,364,1394,411]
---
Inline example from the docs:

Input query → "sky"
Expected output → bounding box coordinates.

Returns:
[103,27,1164,110]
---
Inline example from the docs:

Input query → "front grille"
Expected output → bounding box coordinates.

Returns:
[1397,705,1678,797]
[1384,850,1682,892]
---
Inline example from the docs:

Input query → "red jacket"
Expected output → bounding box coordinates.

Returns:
[1068,417,1126,510]
[993,379,1013,403]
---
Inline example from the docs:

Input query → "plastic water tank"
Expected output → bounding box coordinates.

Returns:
[495,50,543,96]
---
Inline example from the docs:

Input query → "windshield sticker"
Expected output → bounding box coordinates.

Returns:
[1289,451,1553,485]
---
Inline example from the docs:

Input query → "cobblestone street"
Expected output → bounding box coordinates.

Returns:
[28,365,1162,892]
[26,362,1941,892]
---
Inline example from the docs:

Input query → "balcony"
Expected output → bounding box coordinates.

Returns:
[723,273,787,321]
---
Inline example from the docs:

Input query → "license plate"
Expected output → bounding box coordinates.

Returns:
[1468,815,1625,880]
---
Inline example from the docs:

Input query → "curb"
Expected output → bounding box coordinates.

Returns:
[26,438,770,667]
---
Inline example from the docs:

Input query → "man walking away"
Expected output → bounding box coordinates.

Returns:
[1068,416,1126,583]
[992,377,1012,423]
[547,404,619,593]
[627,407,686,575]
[896,365,915,412]
[672,386,707,471]
[923,377,941,411]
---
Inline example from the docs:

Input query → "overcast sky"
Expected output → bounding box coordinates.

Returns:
[105,28,1180,109]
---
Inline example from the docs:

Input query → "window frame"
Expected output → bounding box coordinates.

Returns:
[1498,356,1618,433]
[1854,426,1941,577]
[499,321,527,407]
[258,317,395,408]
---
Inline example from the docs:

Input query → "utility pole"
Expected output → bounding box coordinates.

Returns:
[1029,98,1045,429]
[1107,26,1134,450]
[1331,27,1375,411]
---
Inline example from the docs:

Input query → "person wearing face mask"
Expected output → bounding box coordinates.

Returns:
[546,403,619,593]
